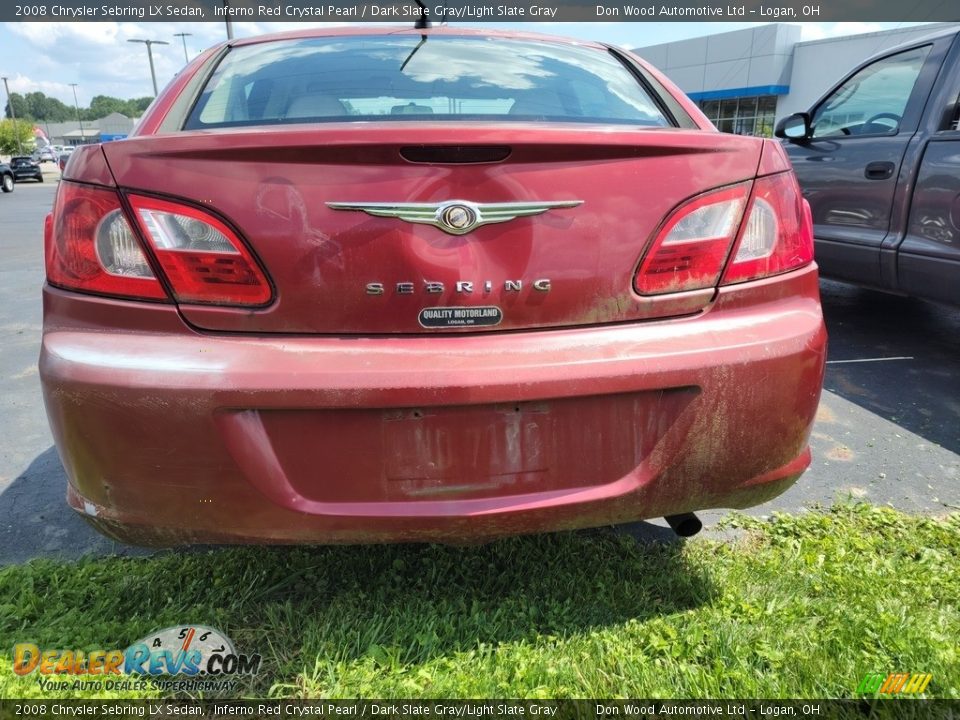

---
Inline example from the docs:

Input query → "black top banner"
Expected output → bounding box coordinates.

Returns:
[7,0,960,23]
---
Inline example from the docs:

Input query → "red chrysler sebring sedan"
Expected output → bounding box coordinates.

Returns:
[40,26,826,545]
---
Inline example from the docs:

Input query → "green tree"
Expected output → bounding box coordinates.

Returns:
[84,95,153,120]
[0,119,34,155]
[5,91,73,121]
[87,94,128,119]
[26,92,74,121]
[4,93,30,121]
[5,90,150,123]
[127,97,154,115]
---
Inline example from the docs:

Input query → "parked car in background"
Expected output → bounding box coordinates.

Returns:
[10,156,43,183]
[0,163,14,193]
[58,147,75,173]
[33,147,58,164]
[41,26,826,546]
[777,26,960,307]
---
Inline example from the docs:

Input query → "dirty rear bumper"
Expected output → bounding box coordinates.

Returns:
[40,265,826,545]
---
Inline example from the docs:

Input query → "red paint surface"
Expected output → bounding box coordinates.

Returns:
[41,266,825,544]
[99,125,766,334]
[40,27,827,545]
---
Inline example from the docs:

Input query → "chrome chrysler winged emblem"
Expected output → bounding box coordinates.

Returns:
[326,199,583,236]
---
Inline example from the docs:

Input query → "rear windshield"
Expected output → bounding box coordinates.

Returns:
[184,35,672,129]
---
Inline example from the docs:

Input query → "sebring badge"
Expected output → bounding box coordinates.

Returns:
[326,199,583,235]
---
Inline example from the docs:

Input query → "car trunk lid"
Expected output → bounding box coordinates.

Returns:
[101,124,762,334]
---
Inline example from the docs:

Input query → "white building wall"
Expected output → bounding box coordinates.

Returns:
[635,22,960,129]
[635,24,801,99]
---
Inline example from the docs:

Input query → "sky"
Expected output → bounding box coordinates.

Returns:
[0,21,934,108]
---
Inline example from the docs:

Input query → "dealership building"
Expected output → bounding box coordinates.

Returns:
[634,22,959,136]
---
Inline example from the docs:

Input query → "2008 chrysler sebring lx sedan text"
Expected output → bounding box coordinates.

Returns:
[39,26,827,546]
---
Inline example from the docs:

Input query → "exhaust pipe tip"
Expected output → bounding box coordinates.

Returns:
[665,512,702,538]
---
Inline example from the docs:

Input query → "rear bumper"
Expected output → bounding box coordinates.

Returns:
[41,265,826,545]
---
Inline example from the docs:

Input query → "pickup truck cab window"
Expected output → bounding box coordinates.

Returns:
[812,46,931,138]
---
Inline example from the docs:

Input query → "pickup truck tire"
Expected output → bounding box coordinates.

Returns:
[1,174,14,193]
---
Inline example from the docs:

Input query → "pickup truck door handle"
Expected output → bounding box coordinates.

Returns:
[865,161,896,180]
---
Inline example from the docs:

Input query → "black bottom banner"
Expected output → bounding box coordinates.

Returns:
[1,700,956,720]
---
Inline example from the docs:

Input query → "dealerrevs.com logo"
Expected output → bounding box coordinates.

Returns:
[13,626,261,693]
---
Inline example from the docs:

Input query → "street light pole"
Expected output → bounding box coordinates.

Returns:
[1,76,24,155]
[127,38,170,96]
[222,0,234,39]
[69,83,86,145]
[173,32,192,63]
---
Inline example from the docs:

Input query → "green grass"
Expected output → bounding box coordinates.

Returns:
[0,504,957,699]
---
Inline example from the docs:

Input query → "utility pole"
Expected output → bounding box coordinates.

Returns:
[127,38,170,96]
[69,83,86,145]
[173,32,192,63]
[222,0,234,39]
[1,76,25,155]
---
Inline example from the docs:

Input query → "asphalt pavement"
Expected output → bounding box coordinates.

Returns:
[1,180,957,563]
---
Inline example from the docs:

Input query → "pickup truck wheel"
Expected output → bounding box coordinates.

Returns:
[1,174,13,193]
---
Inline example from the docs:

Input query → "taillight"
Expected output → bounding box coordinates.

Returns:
[634,182,750,295]
[128,194,272,306]
[721,172,814,285]
[46,183,272,307]
[633,171,813,296]
[45,182,167,300]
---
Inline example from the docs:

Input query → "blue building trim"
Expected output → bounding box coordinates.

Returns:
[687,85,790,102]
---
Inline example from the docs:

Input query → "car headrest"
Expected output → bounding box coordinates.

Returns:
[509,95,568,117]
[286,94,348,119]
[390,103,434,115]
